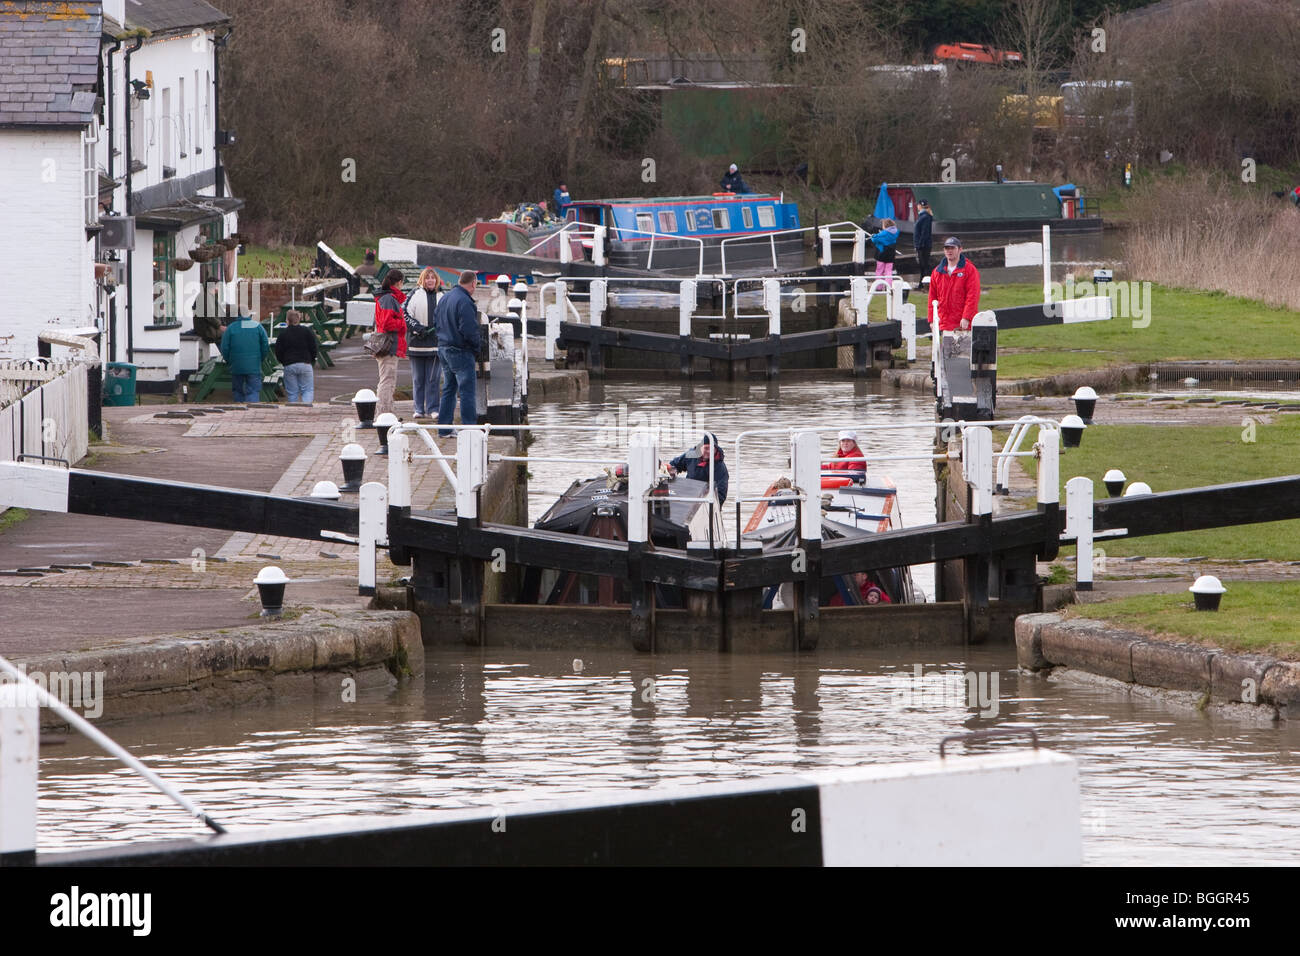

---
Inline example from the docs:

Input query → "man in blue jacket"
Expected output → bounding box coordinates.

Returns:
[668,432,729,504]
[913,198,934,287]
[434,270,482,437]
[219,315,270,403]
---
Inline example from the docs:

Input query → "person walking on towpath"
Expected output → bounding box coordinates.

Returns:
[273,309,318,403]
[913,199,934,287]
[927,237,982,332]
[667,432,729,505]
[405,268,443,419]
[372,270,408,416]
[219,314,270,403]
[719,163,749,193]
[434,270,482,438]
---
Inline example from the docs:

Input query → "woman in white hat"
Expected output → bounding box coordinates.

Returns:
[823,430,866,478]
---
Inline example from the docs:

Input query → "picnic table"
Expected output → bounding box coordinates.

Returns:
[187,351,283,402]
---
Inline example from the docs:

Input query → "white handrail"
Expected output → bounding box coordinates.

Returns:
[0,654,226,835]
[719,220,862,274]
[613,226,706,275]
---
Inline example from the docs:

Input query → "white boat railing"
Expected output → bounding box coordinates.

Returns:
[719,220,865,274]
[610,225,707,275]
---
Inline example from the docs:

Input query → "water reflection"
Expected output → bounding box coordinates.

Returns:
[35,647,1300,865]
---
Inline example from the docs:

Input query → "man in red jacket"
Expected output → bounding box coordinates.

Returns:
[927,237,981,332]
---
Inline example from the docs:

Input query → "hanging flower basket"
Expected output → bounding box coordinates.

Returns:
[218,237,240,251]
[190,246,220,262]
[229,232,249,245]
[173,257,195,271]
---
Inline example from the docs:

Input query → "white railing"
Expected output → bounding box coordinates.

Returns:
[611,226,707,275]
[719,220,865,275]
[0,361,89,467]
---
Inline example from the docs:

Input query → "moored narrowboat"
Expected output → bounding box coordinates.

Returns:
[563,193,802,275]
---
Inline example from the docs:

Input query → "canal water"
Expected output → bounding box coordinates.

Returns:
[34,648,1300,864]
[31,380,1300,864]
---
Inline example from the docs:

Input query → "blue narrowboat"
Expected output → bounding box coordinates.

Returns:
[564,193,802,275]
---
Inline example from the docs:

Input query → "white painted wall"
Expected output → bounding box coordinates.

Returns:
[0,131,95,362]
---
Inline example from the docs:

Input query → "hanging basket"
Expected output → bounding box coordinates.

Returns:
[218,237,240,251]
[173,257,195,271]
[229,232,249,245]
[190,246,220,262]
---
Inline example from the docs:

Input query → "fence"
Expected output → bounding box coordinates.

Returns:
[0,360,89,470]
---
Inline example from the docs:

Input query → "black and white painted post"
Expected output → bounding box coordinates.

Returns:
[374,412,398,455]
[763,278,782,379]
[678,278,696,378]
[353,389,377,429]
[963,425,995,639]
[627,427,658,651]
[455,429,488,645]
[1065,476,1095,590]
[340,443,367,493]
[1103,469,1126,498]
[791,429,823,650]
[254,566,289,617]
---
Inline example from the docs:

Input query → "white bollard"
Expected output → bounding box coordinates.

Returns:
[627,428,657,545]
[455,429,487,520]
[679,279,696,337]
[589,278,607,328]
[358,480,388,595]
[1036,427,1060,507]
[1065,475,1094,590]
[763,278,781,336]
[0,683,38,862]
[592,225,606,267]
[966,426,993,518]
[387,430,411,509]
[819,226,832,267]
[792,430,823,543]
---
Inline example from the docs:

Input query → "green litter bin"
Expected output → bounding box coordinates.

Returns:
[103,362,137,406]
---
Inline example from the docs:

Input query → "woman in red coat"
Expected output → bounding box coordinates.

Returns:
[823,430,867,479]
[373,270,407,415]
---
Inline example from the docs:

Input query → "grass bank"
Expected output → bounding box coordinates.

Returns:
[1066,582,1300,658]
[1021,415,1300,560]
[240,240,379,281]
[980,282,1300,380]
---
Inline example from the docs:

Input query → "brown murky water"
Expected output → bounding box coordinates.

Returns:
[35,648,1300,864]
[31,382,1300,864]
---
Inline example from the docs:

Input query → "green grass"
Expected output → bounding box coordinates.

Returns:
[0,507,29,533]
[980,282,1300,380]
[241,239,379,280]
[1067,582,1300,657]
[1022,415,1300,559]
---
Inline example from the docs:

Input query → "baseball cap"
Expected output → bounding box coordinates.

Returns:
[837,430,858,442]
[729,164,738,172]
[943,236,962,248]
[917,198,930,207]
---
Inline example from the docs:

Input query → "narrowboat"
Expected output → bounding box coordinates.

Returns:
[883,181,1102,238]
[563,193,802,275]
[458,202,585,261]
[519,471,725,606]
[744,473,923,607]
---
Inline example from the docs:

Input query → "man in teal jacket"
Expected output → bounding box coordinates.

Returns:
[219,316,271,403]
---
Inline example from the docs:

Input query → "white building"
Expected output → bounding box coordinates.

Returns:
[0,0,242,392]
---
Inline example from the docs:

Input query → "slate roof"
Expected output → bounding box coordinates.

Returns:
[0,1,103,128]
[122,0,229,35]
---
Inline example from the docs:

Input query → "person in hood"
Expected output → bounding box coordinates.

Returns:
[668,432,729,504]
[823,430,866,476]
[869,219,899,277]
[927,236,982,332]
